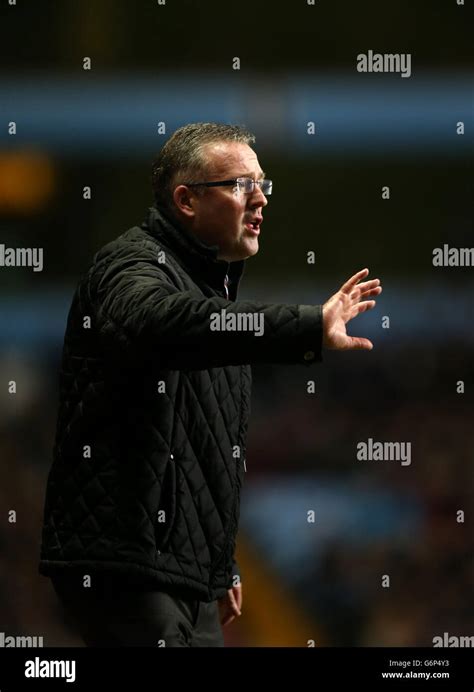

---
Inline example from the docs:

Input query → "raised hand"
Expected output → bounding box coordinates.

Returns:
[322,268,382,351]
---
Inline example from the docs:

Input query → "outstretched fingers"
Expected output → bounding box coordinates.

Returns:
[359,284,382,300]
[349,300,376,320]
[350,279,381,298]
[341,268,370,295]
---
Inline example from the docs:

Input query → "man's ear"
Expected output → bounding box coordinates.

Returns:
[173,185,196,220]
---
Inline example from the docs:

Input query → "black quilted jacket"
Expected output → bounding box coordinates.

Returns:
[39,206,323,602]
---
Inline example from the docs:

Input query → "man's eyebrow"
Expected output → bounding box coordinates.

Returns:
[237,171,266,179]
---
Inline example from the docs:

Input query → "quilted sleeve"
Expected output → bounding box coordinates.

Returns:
[94,254,323,369]
[229,557,241,589]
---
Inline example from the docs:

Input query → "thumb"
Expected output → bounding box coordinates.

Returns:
[345,336,373,351]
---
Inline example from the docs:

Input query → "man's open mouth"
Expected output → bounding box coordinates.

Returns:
[244,218,262,232]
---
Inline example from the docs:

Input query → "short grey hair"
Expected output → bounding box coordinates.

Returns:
[151,122,256,212]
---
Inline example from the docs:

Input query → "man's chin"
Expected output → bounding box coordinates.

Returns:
[238,240,259,261]
[242,235,259,258]
[219,239,259,262]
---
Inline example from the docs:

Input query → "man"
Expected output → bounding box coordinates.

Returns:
[39,122,382,647]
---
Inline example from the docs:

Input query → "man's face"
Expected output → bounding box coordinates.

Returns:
[183,141,268,262]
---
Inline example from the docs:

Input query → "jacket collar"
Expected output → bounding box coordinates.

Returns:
[140,205,246,299]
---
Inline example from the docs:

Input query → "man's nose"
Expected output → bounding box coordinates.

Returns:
[249,185,268,208]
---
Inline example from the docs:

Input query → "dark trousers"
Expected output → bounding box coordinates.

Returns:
[51,576,224,647]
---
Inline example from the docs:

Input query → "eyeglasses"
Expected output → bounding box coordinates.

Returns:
[183,177,273,196]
